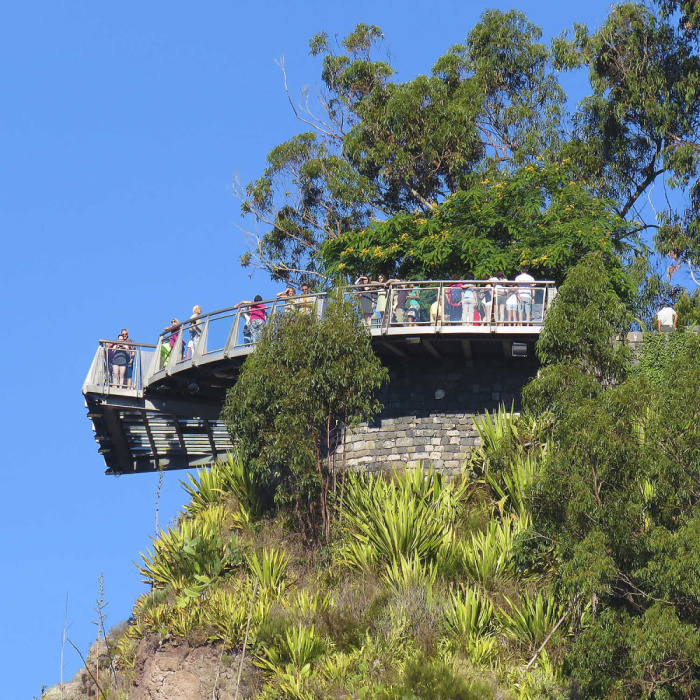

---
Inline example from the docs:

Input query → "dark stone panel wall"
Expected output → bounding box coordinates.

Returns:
[334,354,539,475]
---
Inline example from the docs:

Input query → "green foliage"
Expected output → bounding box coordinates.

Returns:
[181,451,266,523]
[635,330,695,385]
[497,591,565,652]
[523,321,700,694]
[256,623,326,673]
[202,580,269,646]
[381,556,437,595]
[385,654,495,699]
[246,547,289,600]
[137,505,241,591]
[339,466,467,573]
[458,517,521,590]
[241,12,571,283]
[534,252,631,382]
[568,605,700,698]
[442,586,494,641]
[222,291,388,535]
[322,164,629,282]
[484,455,537,522]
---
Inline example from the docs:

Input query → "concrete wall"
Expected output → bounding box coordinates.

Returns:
[333,354,539,476]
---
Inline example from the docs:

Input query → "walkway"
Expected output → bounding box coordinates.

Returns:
[83,280,556,474]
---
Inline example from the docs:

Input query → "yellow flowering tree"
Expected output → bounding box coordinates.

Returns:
[321,164,633,284]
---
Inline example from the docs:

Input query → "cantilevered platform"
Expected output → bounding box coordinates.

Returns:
[83,280,556,475]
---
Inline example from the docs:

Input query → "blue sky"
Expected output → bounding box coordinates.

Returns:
[2,1,624,696]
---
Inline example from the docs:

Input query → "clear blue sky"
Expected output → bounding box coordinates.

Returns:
[2,1,617,696]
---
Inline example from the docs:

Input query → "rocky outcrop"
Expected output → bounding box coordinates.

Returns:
[42,636,259,699]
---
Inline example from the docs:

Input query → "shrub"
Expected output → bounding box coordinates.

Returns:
[138,505,241,591]
[339,466,467,573]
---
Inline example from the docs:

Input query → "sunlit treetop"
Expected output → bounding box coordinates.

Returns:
[321,163,634,285]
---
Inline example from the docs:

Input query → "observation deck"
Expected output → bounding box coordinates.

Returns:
[83,280,556,475]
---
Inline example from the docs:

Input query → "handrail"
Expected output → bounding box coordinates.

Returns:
[85,279,556,393]
[154,280,556,342]
[84,340,158,394]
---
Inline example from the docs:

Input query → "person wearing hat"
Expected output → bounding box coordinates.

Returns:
[406,307,418,327]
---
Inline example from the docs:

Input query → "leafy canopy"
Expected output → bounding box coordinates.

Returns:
[221,293,388,535]
[239,12,568,284]
[321,164,630,282]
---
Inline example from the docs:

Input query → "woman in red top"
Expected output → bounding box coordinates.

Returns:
[235,295,268,344]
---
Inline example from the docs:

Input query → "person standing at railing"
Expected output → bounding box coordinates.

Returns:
[515,266,535,324]
[492,271,508,324]
[657,302,678,332]
[355,276,375,327]
[375,274,401,325]
[276,286,296,313]
[293,282,316,315]
[505,284,520,325]
[108,334,130,387]
[160,319,183,368]
[235,295,268,343]
[392,283,410,325]
[430,295,445,326]
[460,274,479,325]
[120,328,136,387]
[406,285,421,322]
[186,305,203,359]
[446,274,463,325]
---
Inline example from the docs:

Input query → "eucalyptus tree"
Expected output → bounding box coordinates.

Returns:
[221,292,388,540]
[239,13,567,285]
[555,2,700,283]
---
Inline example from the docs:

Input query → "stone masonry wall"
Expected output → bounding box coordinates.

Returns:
[333,355,539,477]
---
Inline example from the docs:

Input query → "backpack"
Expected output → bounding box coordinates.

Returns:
[448,285,462,306]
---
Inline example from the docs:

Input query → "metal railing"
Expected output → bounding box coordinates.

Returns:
[148,280,555,373]
[83,340,157,394]
[85,280,556,393]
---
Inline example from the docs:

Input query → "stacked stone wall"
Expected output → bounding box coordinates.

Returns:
[333,355,538,476]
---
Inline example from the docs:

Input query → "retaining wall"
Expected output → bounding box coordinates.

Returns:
[333,354,539,476]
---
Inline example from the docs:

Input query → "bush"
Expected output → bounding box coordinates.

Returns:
[381,654,495,699]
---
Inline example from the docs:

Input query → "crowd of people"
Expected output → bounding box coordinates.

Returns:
[109,269,545,383]
[353,267,539,327]
[106,275,685,387]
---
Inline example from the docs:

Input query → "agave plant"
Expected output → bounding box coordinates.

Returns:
[256,623,325,673]
[381,555,438,595]
[289,589,332,616]
[217,451,265,518]
[340,466,465,572]
[497,591,565,651]
[471,404,518,470]
[138,505,239,590]
[485,454,537,521]
[442,586,494,639]
[464,634,499,666]
[459,516,522,590]
[202,579,269,646]
[339,540,377,573]
[246,546,289,599]
[181,465,225,516]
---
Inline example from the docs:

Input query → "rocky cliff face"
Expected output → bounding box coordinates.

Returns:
[42,636,259,700]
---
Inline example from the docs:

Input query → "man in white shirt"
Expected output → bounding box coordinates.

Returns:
[514,266,535,324]
[657,303,678,332]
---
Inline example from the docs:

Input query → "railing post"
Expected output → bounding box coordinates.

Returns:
[224,309,242,357]
[382,285,393,334]
[146,337,163,381]
[192,316,209,367]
